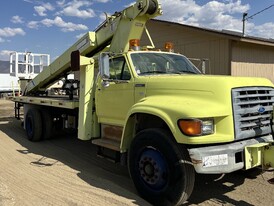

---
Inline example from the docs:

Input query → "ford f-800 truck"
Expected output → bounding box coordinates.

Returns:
[13,0,274,205]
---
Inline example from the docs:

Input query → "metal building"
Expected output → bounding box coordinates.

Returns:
[144,19,274,82]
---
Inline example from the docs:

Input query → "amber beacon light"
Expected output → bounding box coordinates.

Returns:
[164,42,174,52]
[129,39,140,51]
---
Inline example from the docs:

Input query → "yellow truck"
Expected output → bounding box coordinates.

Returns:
[13,0,274,205]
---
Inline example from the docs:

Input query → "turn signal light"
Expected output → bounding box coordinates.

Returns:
[178,119,214,136]
[178,119,201,136]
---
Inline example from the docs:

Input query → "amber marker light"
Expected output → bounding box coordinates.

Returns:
[164,42,174,52]
[129,39,140,51]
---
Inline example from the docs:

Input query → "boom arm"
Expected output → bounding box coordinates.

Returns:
[24,0,162,95]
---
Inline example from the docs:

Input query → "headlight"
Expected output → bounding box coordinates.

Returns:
[177,118,214,136]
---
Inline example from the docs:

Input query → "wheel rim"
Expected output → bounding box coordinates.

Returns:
[138,147,168,190]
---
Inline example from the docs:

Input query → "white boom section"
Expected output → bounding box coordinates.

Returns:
[24,0,162,95]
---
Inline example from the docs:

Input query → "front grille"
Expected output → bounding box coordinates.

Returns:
[232,87,274,140]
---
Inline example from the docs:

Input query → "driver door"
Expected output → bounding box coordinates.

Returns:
[96,56,134,126]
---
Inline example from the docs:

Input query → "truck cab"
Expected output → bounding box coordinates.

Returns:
[96,50,201,125]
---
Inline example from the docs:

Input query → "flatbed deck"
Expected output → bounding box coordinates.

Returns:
[12,95,79,109]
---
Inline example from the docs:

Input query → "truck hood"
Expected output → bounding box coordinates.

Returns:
[136,74,273,117]
[131,75,274,144]
[144,74,273,98]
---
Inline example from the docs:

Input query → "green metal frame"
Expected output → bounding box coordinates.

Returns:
[77,56,100,140]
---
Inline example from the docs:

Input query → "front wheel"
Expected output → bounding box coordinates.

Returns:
[128,129,195,206]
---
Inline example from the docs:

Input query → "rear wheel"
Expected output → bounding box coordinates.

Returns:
[25,108,42,141]
[41,110,54,139]
[128,129,195,206]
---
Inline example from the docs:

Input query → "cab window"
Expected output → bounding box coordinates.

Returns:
[109,57,131,80]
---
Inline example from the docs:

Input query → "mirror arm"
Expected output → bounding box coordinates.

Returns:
[101,79,110,88]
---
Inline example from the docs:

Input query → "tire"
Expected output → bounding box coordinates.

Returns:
[25,108,43,141]
[128,129,195,206]
[40,110,54,139]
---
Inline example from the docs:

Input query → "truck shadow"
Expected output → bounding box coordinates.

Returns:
[186,171,259,206]
[0,116,264,206]
[0,116,150,205]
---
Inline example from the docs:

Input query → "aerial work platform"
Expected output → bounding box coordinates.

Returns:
[0,52,49,94]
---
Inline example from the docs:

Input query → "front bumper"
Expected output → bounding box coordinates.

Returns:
[188,134,273,174]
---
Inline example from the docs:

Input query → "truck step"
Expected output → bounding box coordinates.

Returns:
[92,138,120,151]
[92,138,121,163]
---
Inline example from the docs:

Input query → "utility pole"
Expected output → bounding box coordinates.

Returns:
[242,4,274,37]
[242,12,248,36]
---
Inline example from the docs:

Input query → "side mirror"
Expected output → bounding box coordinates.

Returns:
[99,53,110,79]
[71,50,80,71]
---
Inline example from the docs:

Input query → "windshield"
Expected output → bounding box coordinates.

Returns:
[130,52,201,76]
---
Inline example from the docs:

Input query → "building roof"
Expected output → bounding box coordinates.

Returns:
[152,19,274,47]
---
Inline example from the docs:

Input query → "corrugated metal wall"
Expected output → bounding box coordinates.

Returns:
[144,20,231,75]
[145,20,274,82]
[231,41,274,83]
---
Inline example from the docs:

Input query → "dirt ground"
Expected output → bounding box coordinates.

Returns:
[0,99,273,206]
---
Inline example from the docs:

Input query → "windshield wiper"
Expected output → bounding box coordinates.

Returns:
[140,71,167,75]
[140,70,199,75]
[178,70,198,74]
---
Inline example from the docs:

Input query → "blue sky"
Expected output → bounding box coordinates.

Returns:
[1,0,274,62]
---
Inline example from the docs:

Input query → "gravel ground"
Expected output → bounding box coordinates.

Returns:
[0,99,273,206]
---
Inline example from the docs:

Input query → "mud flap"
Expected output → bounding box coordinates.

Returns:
[245,142,274,170]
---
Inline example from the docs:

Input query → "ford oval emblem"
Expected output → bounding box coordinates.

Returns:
[258,106,265,114]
